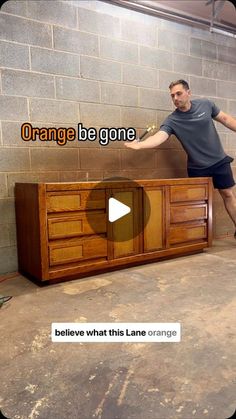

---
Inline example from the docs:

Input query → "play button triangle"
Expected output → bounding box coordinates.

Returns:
[108,197,131,223]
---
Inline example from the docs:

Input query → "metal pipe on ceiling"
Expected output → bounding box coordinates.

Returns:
[102,0,236,37]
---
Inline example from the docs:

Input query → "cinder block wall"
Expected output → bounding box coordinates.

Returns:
[0,0,236,273]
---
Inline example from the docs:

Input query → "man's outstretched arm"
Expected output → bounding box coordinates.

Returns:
[124,130,169,150]
[214,111,236,132]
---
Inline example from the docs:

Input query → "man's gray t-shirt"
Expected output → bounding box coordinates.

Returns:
[160,98,226,169]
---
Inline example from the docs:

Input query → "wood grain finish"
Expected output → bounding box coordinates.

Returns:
[48,211,106,239]
[170,204,207,223]
[49,236,107,266]
[170,185,207,202]
[111,188,141,259]
[143,188,163,251]
[170,223,207,245]
[47,190,105,212]
[15,178,212,283]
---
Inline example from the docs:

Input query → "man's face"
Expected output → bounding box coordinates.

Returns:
[170,84,191,109]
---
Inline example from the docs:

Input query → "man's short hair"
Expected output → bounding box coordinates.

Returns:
[169,80,190,90]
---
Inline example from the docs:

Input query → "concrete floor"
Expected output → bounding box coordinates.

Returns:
[0,239,235,419]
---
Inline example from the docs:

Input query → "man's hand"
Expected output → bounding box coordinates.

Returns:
[124,139,141,150]
[124,130,169,150]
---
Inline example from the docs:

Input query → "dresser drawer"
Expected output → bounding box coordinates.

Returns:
[47,190,105,212]
[170,204,207,223]
[170,223,207,245]
[170,185,207,203]
[48,211,106,239]
[49,236,107,266]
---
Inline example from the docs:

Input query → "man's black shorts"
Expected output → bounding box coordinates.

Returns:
[187,156,235,189]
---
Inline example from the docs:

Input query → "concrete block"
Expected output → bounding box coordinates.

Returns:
[104,168,161,180]
[30,98,78,123]
[77,0,158,25]
[121,20,157,47]
[189,76,216,96]
[53,27,98,56]
[0,14,52,48]
[228,133,236,149]
[31,47,80,77]
[0,148,30,171]
[0,41,29,70]
[2,70,55,98]
[8,223,17,246]
[123,64,158,88]
[173,54,202,76]
[153,167,188,179]
[214,120,229,134]
[139,89,172,111]
[229,65,236,82]
[80,56,121,83]
[229,101,236,115]
[0,198,16,222]
[80,103,120,126]
[219,133,227,148]
[59,170,103,182]
[159,135,182,150]
[78,7,121,38]
[190,38,202,57]
[0,246,18,274]
[0,224,10,248]
[77,0,157,24]
[158,30,189,54]
[201,40,217,60]
[160,20,191,35]
[156,149,187,169]
[101,83,138,106]
[56,77,100,103]
[156,110,173,128]
[30,149,79,171]
[2,121,31,147]
[120,149,156,169]
[217,80,236,100]
[0,96,28,121]
[121,107,156,128]
[207,97,227,113]
[27,0,77,28]
[2,121,70,147]
[1,0,27,16]
[203,60,229,80]
[191,27,215,42]
[214,32,236,48]
[100,37,138,64]
[140,46,172,71]
[218,46,236,65]
[159,70,190,90]
[7,172,60,197]
[80,148,120,170]
[190,38,217,60]
[0,222,16,247]
[0,174,7,198]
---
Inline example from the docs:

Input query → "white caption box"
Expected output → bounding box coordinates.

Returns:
[52,323,181,343]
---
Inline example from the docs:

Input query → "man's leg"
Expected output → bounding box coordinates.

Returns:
[218,186,236,233]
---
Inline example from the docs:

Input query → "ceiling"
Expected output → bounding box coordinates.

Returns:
[151,0,236,27]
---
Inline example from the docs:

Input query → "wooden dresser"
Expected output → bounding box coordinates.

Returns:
[15,178,212,284]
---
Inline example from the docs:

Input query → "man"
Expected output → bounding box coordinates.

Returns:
[125,79,236,238]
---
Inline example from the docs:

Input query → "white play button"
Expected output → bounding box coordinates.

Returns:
[108,197,131,222]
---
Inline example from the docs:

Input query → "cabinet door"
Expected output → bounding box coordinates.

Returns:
[143,188,164,252]
[108,188,141,259]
